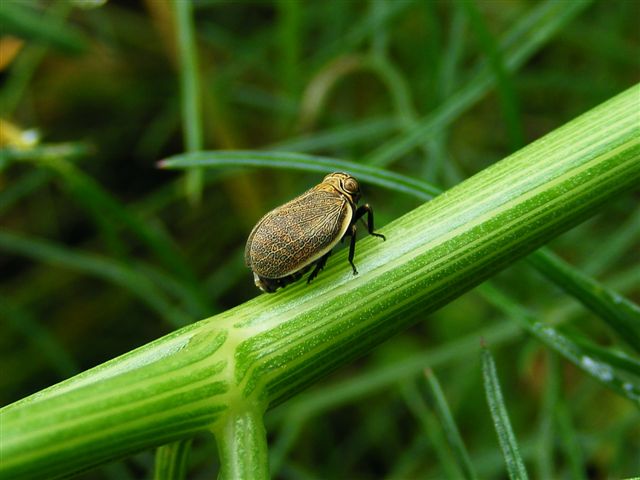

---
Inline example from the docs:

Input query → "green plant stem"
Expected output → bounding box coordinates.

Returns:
[161,149,639,346]
[214,408,270,480]
[1,85,638,479]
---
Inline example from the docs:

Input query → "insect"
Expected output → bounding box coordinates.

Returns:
[245,172,386,293]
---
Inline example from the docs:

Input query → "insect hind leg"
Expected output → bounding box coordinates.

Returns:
[307,251,332,284]
[347,223,358,275]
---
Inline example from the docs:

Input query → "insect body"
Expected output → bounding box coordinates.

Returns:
[245,172,385,293]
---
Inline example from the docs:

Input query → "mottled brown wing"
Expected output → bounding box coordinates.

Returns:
[245,189,352,278]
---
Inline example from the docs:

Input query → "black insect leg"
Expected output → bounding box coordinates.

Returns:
[307,251,332,284]
[347,223,358,275]
[354,204,386,240]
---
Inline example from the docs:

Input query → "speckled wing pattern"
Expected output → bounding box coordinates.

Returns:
[245,189,352,278]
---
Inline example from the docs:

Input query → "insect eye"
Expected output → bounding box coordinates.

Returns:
[344,178,359,193]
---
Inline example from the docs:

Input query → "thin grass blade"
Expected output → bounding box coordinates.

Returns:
[365,0,592,166]
[527,249,640,352]
[159,150,440,200]
[400,380,463,479]
[481,345,530,480]
[480,284,640,404]
[173,0,204,203]
[0,231,192,327]
[423,369,478,480]
[0,1,87,54]
[154,439,193,480]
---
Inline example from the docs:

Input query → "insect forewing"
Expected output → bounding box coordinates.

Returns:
[247,190,353,278]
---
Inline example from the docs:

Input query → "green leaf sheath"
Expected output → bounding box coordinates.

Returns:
[0,85,638,479]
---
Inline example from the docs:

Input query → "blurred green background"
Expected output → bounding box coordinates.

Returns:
[1,0,639,478]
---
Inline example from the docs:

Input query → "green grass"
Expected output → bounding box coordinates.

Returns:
[1,1,639,479]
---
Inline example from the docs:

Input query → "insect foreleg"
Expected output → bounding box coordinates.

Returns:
[354,204,386,240]
[307,251,332,283]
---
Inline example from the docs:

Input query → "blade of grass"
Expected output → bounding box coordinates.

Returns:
[423,368,478,480]
[173,0,204,203]
[276,0,301,97]
[536,352,559,480]
[365,0,592,167]
[438,5,466,103]
[459,0,524,150]
[425,4,466,183]
[527,249,640,352]
[0,297,79,378]
[4,146,204,295]
[0,169,52,216]
[479,283,640,404]
[0,1,87,53]
[154,439,192,480]
[554,400,587,480]
[400,380,463,479]
[0,1,74,116]
[386,433,429,480]
[0,230,192,328]
[0,142,92,166]
[132,14,216,457]
[481,345,530,480]
[582,207,640,276]
[268,417,303,475]
[310,0,411,66]
[159,150,440,200]
[571,339,640,378]
[268,116,400,153]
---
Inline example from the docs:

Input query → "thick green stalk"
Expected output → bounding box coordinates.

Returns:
[214,408,269,480]
[0,85,638,479]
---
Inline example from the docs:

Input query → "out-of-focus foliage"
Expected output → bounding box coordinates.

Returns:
[1,0,638,478]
